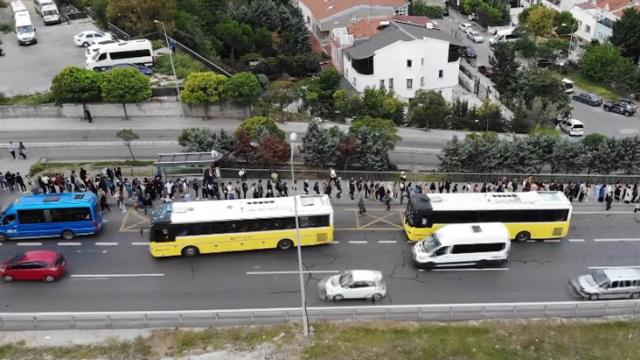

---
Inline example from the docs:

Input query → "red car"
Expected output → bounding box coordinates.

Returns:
[0,250,66,282]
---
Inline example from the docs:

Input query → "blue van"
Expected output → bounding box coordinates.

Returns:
[0,192,103,241]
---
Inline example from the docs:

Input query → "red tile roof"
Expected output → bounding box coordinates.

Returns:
[347,15,436,39]
[300,0,408,21]
[576,1,598,9]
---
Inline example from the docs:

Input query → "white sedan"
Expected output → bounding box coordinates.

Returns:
[74,31,113,47]
[318,270,387,301]
[466,30,484,43]
[459,23,473,32]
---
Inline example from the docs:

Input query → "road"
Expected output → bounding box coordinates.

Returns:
[0,197,638,312]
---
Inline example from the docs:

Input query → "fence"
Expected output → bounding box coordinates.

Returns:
[1,300,639,330]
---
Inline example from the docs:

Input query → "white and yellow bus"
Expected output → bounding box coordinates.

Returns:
[149,195,334,257]
[404,192,572,242]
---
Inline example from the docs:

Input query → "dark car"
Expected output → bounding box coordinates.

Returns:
[617,98,637,113]
[463,46,477,59]
[604,101,636,116]
[572,92,603,106]
[478,65,495,78]
[1,250,66,282]
[537,58,553,68]
[104,63,153,76]
[443,6,449,16]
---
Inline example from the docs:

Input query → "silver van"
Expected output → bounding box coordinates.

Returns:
[570,268,640,300]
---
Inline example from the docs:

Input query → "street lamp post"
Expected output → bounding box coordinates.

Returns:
[289,132,310,336]
[153,20,183,116]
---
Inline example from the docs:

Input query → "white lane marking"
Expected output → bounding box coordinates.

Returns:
[71,273,165,278]
[593,238,640,242]
[131,242,150,246]
[545,239,562,243]
[378,240,397,244]
[588,266,640,269]
[95,242,119,246]
[329,241,340,245]
[17,242,42,246]
[574,211,630,214]
[58,242,82,246]
[431,268,509,272]
[526,240,535,243]
[569,239,585,242]
[246,270,340,275]
[348,240,368,244]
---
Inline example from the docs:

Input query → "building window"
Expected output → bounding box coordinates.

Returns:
[406,79,413,89]
[421,58,424,66]
[380,79,385,88]
[306,16,310,24]
[585,25,591,33]
[407,59,412,68]
[389,78,394,90]
[438,70,443,78]
[351,15,357,21]
[420,76,425,87]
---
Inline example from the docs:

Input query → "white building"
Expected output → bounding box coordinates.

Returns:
[340,20,462,101]
[570,0,640,44]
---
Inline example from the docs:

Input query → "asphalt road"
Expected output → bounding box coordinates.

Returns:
[0,200,638,312]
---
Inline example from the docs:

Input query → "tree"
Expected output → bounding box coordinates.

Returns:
[259,135,290,167]
[458,132,502,173]
[349,116,400,171]
[526,5,557,37]
[215,20,254,60]
[234,128,259,163]
[350,116,401,148]
[590,139,619,174]
[408,90,450,129]
[333,89,363,121]
[536,38,569,60]
[476,100,505,132]
[50,66,103,104]
[181,72,227,119]
[611,8,640,64]
[438,136,464,172]
[101,68,151,120]
[554,11,578,36]
[337,134,361,170]
[409,0,444,18]
[360,88,405,125]
[304,69,342,118]
[116,129,140,160]
[617,136,640,174]
[490,42,520,101]
[514,34,537,58]
[225,72,263,116]
[511,97,563,133]
[106,0,176,35]
[580,43,631,82]
[178,128,235,154]
[237,115,285,140]
[301,121,341,168]
[549,139,587,173]
[518,68,570,109]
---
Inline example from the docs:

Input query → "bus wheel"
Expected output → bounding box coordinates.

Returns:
[61,230,75,240]
[181,246,199,257]
[277,239,294,250]
[515,231,531,243]
[0,233,6,242]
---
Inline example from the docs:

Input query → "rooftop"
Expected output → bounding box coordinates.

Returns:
[347,15,438,39]
[300,0,408,20]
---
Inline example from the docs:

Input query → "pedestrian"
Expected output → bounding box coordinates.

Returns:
[329,167,337,185]
[99,189,111,212]
[116,188,126,213]
[238,168,247,182]
[313,181,320,195]
[170,38,177,54]
[8,141,17,160]
[84,108,92,123]
[335,178,342,199]
[18,141,27,160]
[624,186,633,204]
[358,194,366,215]
[384,190,391,211]
[15,172,26,192]
[635,200,640,214]
[304,179,309,195]
[605,191,613,211]
[324,181,332,198]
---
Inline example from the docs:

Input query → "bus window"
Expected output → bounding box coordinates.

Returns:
[151,226,174,242]
[2,214,16,225]
[18,210,46,224]
[50,207,91,222]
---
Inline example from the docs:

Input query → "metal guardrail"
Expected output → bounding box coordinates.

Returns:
[1,301,639,330]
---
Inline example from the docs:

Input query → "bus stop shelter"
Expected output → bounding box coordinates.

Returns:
[155,151,224,179]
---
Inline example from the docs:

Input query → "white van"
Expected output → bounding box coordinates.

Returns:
[412,223,510,269]
[561,78,574,94]
[14,10,37,45]
[86,39,154,70]
[489,28,518,44]
[34,0,61,25]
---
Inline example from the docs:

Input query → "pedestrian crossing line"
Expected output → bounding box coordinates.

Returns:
[131,242,150,246]
[568,239,585,242]
[58,242,82,246]
[17,242,42,246]
[348,240,368,244]
[378,240,398,244]
[95,242,119,246]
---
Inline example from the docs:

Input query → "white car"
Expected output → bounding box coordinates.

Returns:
[74,31,113,47]
[318,270,387,301]
[558,118,584,137]
[459,23,472,32]
[466,30,484,43]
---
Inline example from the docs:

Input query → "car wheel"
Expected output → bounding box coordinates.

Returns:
[61,230,75,240]
[82,42,89,47]
[625,111,632,116]
[3,275,13,282]
[372,293,383,301]
[515,231,531,243]
[43,275,55,283]
[604,106,609,112]
[589,294,599,301]
[631,292,640,299]
[332,294,344,301]
[277,239,294,250]
[181,246,199,257]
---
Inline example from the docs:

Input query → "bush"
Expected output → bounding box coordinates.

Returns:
[0,91,54,105]
[0,22,11,33]
[237,116,285,140]
[155,53,207,80]
[51,66,104,104]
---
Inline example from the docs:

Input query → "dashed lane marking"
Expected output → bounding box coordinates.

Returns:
[57,242,82,246]
[569,239,585,242]
[71,273,164,279]
[593,238,640,242]
[429,268,509,272]
[378,240,398,244]
[16,242,42,246]
[131,242,150,246]
[246,270,340,275]
[95,242,119,246]
[574,211,631,214]
[348,240,368,244]
[545,239,562,243]
[588,266,640,269]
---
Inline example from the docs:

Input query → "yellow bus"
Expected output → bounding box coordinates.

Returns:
[149,195,334,257]
[404,192,572,242]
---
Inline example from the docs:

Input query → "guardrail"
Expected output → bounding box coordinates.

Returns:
[1,301,639,331]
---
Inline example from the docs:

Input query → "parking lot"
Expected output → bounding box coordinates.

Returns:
[0,1,99,96]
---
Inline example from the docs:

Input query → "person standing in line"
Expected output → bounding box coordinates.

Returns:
[349,178,355,200]
[18,141,27,160]
[358,193,366,215]
[257,180,264,198]
[252,183,258,198]
[323,181,332,198]
[384,190,391,211]
[624,185,633,204]
[116,188,126,213]
[15,172,26,192]
[329,167,337,185]
[335,178,342,199]
[99,189,111,213]
[605,191,613,211]
[192,178,200,200]
[634,199,640,213]
[313,181,320,195]
[8,141,17,160]
[242,181,249,199]
[303,179,309,195]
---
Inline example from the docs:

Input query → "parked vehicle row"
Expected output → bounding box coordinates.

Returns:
[572,92,636,117]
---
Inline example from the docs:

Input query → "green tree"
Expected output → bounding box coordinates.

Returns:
[490,42,520,101]
[350,116,401,148]
[611,8,640,64]
[216,20,254,59]
[106,0,176,35]
[476,99,505,132]
[438,136,464,172]
[360,88,405,125]
[617,136,640,174]
[580,43,630,82]
[409,0,444,18]
[304,69,342,118]
[225,72,263,116]
[518,68,570,109]
[511,97,563,133]
[178,128,235,154]
[301,121,342,168]
[554,11,578,36]
[536,38,570,60]
[333,89,363,121]
[458,132,503,173]
[101,68,151,120]
[549,139,587,173]
[514,34,537,58]
[349,116,400,170]
[449,99,477,130]
[181,72,227,119]
[526,5,557,37]
[408,90,450,129]
[116,129,140,160]
[337,134,361,170]
[237,115,284,140]
[50,66,103,105]
[591,139,619,174]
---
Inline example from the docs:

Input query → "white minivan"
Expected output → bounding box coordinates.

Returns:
[86,39,154,70]
[34,0,61,25]
[412,223,510,269]
[13,10,37,45]
[489,28,518,44]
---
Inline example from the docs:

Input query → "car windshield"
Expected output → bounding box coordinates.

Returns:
[338,272,353,287]
[422,235,441,252]
[591,270,610,286]
[572,124,584,129]
[17,25,33,34]
[43,10,57,16]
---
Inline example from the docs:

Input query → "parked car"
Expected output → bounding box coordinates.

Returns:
[558,118,585,136]
[604,101,636,116]
[0,250,66,282]
[569,267,640,300]
[318,270,387,301]
[536,58,553,68]
[463,46,477,59]
[617,98,637,113]
[443,7,449,16]
[468,13,476,21]
[466,30,484,43]
[74,31,112,47]
[104,63,153,76]
[459,23,472,32]
[572,92,603,106]
[478,65,495,78]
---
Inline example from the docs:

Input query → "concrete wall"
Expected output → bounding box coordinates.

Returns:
[0,101,247,119]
